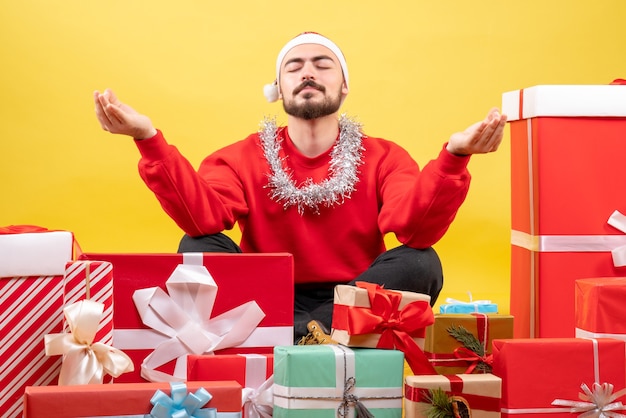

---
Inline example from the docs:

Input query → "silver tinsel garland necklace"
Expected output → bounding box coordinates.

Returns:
[260,114,365,215]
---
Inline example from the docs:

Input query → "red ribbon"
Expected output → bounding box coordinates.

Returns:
[332,281,437,375]
[452,347,494,374]
[0,225,50,234]
[472,313,488,345]
[610,79,626,85]
[428,313,491,372]
[404,375,500,412]
[0,225,82,257]
[424,352,472,368]
[460,313,492,373]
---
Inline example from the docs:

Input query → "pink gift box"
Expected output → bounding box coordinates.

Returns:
[503,85,626,338]
[79,252,294,382]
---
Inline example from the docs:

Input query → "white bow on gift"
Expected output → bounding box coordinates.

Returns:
[444,291,493,307]
[242,375,274,418]
[608,210,626,267]
[552,382,626,418]
[133,262,266,382]
[44,300,134,385]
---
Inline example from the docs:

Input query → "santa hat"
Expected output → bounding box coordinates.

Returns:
[263,32,349,102]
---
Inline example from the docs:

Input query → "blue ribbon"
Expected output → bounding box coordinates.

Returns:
[150,382,216,418]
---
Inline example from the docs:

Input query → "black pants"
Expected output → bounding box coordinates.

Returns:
[178,233,444,342]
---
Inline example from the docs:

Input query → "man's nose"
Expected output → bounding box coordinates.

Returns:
[300,62,317,81]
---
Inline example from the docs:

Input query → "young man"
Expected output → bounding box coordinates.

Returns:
[94,32,506,342]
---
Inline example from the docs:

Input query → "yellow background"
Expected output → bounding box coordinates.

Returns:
[2,1,625,313]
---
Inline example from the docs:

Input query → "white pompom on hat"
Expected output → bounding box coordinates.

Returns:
[263,32,349,103]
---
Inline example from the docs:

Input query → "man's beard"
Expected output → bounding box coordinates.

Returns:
[282,80,342,120]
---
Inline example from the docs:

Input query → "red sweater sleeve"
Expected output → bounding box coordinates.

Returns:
[135,130,248,236]
[377,143,471,248]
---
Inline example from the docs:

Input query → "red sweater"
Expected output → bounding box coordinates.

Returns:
[136,127,471,284]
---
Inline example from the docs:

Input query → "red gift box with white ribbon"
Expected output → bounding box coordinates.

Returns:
[575,277,626,341]
[79,252,294,383]
[492,337,626,418]
[503,84,626,338]
[187,353,274,417]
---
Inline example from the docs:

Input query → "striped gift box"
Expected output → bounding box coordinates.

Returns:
[0,227,77,417]
[63,260,114,345]
[0,260,114,417]
[0,275,64,418]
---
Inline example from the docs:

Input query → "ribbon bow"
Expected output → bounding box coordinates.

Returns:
[453,347,494,374]
[151,382,216,418]
[608,211,626,267]
[344,282,437,375]
[552,383,626,418]
[441,292,496,313]
[44,300,134,385]
[133,261,266,381]
[338,376,375,418]
[242,376,274,418]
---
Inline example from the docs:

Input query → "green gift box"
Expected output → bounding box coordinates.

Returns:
[273,345,404,418]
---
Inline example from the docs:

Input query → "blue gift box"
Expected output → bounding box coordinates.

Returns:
[439,296,498,314]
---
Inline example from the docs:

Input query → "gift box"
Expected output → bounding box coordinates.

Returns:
[187,353,273,388]
[0,274,64,418]
[63,260,114,345]
[575,277,626,341]
[43,261,118,386]
[330,281,435,375]
[0,226,74,278]
[0,227,80,418]
[439,295,498,314]
[492,337,626,418]
[273,345,404,417]
[503,84,626,338]
[1,258,116,416]
[187,353,274,417]
[79,252,294,382]
[424,313,513,375]
[23,380,242,417]
[404,373,502,418]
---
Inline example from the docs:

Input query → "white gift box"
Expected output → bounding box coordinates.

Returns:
[0,230,74,277]
[502,84,626,121]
